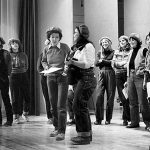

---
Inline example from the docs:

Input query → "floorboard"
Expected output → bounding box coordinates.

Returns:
[0,109,150,150]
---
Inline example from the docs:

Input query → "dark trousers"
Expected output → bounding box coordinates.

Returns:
[67,89,74,120]
[41,75,52,119]
[10,73,30,116]
[128,71,150,125]
[0,78,13,123]
[96,69,116,122]
[116,72,130,121]
[47,74,68,134]
[73,73,97,137]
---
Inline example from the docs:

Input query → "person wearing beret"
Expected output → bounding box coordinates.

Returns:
[94,37,116,126]
[112,35,131,126]
[126,33,150,130]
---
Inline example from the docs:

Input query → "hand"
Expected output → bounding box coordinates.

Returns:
[98,59,103,63]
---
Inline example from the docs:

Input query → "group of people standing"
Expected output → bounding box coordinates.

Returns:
[0,38,30,127]
[94,32,150,133]
[1,24,150,145]
[37,25,150,145]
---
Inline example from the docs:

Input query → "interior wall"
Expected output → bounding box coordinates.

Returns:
[124,0,150,46]
[84,0,119,109]
[37,0,73,113]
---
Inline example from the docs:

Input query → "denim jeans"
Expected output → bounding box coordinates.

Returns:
[73,69,97,137]
[41,75,52,119]
[128,71,150,125]
[47,74,68,133]
[96,69,116,122]
[116,72,130,121]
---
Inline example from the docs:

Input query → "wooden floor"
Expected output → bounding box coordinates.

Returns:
[0,109,150,150]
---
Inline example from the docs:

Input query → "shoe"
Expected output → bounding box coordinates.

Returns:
[71,136,90,145]
[49,130,58,137]
[67,119,75,126]
[105,120,110,125]
[14,118,20,124]
[47,118,53,124]
[22,114,29,122]
[126,124,140,128]
[56,133,65,141]
[123,120,128,126]
[146,127,150,132]
[94,121,101,125]
[3,121,12,127]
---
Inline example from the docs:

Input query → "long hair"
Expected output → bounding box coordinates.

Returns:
[8,39,23,53]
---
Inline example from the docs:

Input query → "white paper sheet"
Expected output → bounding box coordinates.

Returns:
[147,82,150,98]
[40,67,62,74]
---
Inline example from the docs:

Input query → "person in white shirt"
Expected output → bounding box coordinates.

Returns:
[66,24,97,145]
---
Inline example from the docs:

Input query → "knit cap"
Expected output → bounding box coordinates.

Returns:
[129,33,142,44]
[119,35,129,42]
[0,37,5,45]
[99,37,112,45]
[78,24,89,39]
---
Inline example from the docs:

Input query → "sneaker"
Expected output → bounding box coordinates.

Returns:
[56,133,65,141]
[22,114,29,122]
[3,121,12,127]
[47,118,53,124]
[14,118,20,124]
[50,130,58,137]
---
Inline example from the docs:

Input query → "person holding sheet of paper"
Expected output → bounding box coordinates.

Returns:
[112,35,131,126]
[42,27,70,141]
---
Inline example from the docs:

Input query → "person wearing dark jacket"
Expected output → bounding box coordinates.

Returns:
[37,53,53,124]
[0,37,13,126]
[94,37,116,125]
[9,39,30,124]
[126,33,150,130]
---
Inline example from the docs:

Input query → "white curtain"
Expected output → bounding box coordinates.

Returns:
[0,0,19,50]
[0,0,19,110]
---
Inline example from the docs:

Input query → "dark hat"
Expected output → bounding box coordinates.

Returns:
[46,27,62,39]
[129,33,142,44]
[78,24,89,39]
[0,37,5,45]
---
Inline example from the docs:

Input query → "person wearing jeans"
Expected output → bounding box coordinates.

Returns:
[42,27,70,141]
[126,33,150,130]
[65,24,97,145]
